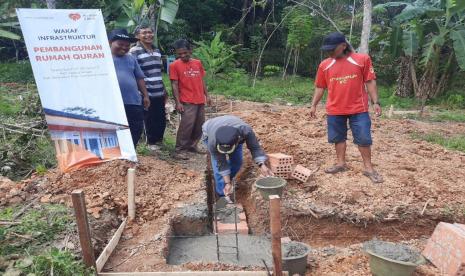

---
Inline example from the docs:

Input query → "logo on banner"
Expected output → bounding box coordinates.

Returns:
[69,13,81,21]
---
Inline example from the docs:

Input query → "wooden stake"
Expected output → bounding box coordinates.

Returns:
[96,218,128,272]
[269,195,283,276]
[127,168,136,220]
[71,190,96,270]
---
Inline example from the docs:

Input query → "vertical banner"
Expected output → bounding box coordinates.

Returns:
[17,9,137,172]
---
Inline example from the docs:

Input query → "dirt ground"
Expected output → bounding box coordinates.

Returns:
[2,98,464,274]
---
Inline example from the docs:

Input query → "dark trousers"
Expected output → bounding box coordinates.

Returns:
[144,96,166,144]
[124,104,144,148]
[176,103,205,151]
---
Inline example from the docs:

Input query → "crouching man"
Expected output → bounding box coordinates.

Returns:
[202,115,274,198]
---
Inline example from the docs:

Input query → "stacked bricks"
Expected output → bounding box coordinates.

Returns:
[291,164,312,183]
[268,153,293,179]
[214,204,248,234]
[423,222,465,275]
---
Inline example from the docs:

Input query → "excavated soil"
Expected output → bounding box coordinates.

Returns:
[2,98,464,275]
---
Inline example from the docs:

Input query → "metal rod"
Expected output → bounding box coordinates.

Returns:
[233,179,239,260]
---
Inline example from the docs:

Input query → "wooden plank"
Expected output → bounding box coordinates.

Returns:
[96,218,128,272]
[99,272,287,276]
[269,195,283,276]
[71,190,97,269]
[127,168,136,220]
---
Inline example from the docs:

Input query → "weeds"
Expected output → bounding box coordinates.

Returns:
[411,132,465,152]
[19,248,94,276]
[0,204,88,275]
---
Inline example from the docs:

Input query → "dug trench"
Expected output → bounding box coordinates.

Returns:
[235,161,437,248]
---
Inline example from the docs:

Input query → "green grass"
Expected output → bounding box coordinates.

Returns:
[430,110,465,122]
[0,62,34,83]
[0,204,92,275]
[412,132,465,152]
[0,86,22,116]
[208,73,313,104]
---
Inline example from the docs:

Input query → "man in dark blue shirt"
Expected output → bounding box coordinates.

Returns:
[109,29,150,147]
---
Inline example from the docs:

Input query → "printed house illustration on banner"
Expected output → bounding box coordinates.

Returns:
[44,108,129,172]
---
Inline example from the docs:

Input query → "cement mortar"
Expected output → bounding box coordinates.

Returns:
[216,205,242,223]
[282,242,310,258]
[363,240,421,263]
[167,234,272,266]
[172,203,210,236]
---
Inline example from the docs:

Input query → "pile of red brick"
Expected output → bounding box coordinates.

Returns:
[268,153,313,183]
[423,222,465,275]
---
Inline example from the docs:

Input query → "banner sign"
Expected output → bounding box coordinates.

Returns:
[17,8,137,172]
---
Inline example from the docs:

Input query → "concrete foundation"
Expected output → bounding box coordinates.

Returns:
[167,234,272,266]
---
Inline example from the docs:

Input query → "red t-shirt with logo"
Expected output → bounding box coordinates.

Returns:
[169,58,206,104]
[315,53,376,115]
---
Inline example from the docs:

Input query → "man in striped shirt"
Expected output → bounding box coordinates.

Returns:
[130,25,167,151]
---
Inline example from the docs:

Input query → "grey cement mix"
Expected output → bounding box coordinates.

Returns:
[167,234,272,266]
[216,206,242,223]
[176,203,208,219]
[282,242,310,258]
[363,240,421,263]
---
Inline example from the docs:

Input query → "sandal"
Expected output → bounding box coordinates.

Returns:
[324,164,348,174]
[363,170,384,183]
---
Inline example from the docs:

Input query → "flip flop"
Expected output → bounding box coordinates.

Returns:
[363,170,384,183]
[324,165,348,174]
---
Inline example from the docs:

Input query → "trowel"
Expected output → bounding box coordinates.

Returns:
[215,195,234,210]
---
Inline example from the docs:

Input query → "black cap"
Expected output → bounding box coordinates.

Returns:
[215,126,240,154]
[321,32,347,51]
[108,29,138,43]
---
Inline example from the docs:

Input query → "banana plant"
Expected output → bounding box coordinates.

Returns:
[0,2,21,40]
[375,0,465,100]
[193,32,239,80]
[105,0,178,46]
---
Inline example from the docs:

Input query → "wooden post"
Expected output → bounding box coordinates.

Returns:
[269,195,283,276]
[71,190,96,270]
[127,168,136,220]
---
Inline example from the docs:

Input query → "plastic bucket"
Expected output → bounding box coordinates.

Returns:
[282,241,311,276]
[254,177,287,200]
[365,250,425,276]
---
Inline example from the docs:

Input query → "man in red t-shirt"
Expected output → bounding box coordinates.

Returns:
[170,39,211,159]
[310,32,383,183]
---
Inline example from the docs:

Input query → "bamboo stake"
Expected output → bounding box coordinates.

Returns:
[127,168,136,220]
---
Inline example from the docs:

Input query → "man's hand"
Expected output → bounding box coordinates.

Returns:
[223,182,233,196]
[259,164,274,177]
[373,103,382,117]
[309,105,317,118]
[176,102,184,113]
[206,96,212,106]
[143,96,151,109]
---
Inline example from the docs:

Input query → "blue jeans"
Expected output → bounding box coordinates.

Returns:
[210,144,243,196]
[327,112,372,146]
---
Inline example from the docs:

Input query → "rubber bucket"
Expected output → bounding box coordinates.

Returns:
[365,250,425,276]
[282,241,311,276]
[254,177,286,200]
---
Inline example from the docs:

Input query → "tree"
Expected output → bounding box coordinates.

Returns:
[45,0,56,9]
[359,0,372,54]
[375,0,465,105]
[282,7,313,77]
[105,0,179,47]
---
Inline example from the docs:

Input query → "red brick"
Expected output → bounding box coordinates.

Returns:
[423,222,465,275]
[273,171,290,179]
[268,153,293,167]
[271,164,292,173]
[291,165,312,183]
[215,220,249,234]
